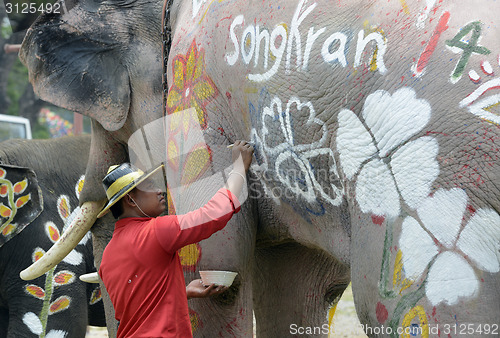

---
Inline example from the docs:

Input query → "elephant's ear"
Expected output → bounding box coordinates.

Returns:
[0,165,43,247]
[19,25,130,132]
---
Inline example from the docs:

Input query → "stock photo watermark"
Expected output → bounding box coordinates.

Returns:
[2,0,75,33]
[290,322,499,336]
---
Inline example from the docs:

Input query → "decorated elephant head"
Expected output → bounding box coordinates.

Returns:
[19,0,500,336]
[0,136,105,336]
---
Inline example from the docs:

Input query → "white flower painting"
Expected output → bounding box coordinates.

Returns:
[400,188,500,305]
[336,87,500,306]
[336,87,439,218]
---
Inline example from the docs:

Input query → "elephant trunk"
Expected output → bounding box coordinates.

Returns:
[20,200,105,281]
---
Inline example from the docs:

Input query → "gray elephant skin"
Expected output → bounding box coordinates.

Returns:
[19,0,500,337]
[0,135,105,337]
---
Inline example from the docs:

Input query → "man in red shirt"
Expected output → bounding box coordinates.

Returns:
[98,140,254,337]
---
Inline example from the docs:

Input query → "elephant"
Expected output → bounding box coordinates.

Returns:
[0,135,105,337]
[18,0,500,336]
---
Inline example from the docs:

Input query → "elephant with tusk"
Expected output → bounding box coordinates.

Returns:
[19,0,499,336]
[0,135,106,336]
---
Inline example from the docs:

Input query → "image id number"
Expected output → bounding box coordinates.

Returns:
[443,323,498,335]
[5,2,61,14]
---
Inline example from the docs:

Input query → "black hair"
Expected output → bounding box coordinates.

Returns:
[110,200,124,219]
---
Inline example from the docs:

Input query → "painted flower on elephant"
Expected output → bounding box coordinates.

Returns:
[336,87,439,218]
[251,95,344,209]
[166,40,218,130]
[23,176,101,337]
[399,188,500,305]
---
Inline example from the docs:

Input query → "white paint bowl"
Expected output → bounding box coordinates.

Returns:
[199,270,238,287]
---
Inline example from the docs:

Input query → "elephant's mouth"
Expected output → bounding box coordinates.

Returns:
[20,200,105,280]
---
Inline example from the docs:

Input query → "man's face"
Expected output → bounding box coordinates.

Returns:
[129,179,166,217]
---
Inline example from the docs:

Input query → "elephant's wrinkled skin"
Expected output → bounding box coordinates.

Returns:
[20,0,499,336]
[0,135,105,337]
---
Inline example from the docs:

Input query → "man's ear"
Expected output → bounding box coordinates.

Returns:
[124,194,136,207]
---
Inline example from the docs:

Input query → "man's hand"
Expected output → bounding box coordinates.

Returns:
[186,279,228,299]
[231,140,254,173]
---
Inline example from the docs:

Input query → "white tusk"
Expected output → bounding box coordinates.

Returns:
[80,272,100,283]
[20,200,105,281]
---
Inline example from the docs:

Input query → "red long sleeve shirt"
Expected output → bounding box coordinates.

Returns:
[99,189,241,337]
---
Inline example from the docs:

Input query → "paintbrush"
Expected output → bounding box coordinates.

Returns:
[227,142,254,148]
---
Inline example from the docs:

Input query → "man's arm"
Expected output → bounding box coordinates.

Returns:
[225,140,254,199]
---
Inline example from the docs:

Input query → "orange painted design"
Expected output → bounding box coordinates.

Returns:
[13,179,27,194]
[0,203,12,218]
[53,271,75,285]
[77,177,85,197]
[166,40,218,130]
[0,168,5,179]
[49,296,70,314]
[26,285,45,299]
[48,224,60,242]
[189,308,203,332]
[167,138,180,170]
[0,184,8,196]
[179,243,201,272]
[15,194,30,208]
[166,185,176,215]
[90,287,102,305]
[2,223,16,236]
[180,145,212,186]
[33,249,44,262]
[58,196,70,219]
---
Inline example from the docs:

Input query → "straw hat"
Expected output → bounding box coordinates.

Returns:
[97,163,164,218]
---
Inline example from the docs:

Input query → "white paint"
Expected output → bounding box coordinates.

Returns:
[468,69,480,82]
[355,159,400,218]
[481,60,493,75]
[225,15,244,66]
[251,95,344,206]
[417,188,467,248]
[321,32,348,67]
[261,97,327,154]
[363,88,431,158]
[248,24,287,82]
[241,25,256,64]
[457,208,500,273]
[192,0,207,18]
[303,27,326,70]
[226,1,389,82]
[23,312,42,335]
[354,30,387,74]
[392,137,439,209]
[399,216,439,280]
[46,330,68,338]
[254,26,270,69]
[336,109,377,180]
[464,92,500,125]
[416,0,438,29]
[62,250,83,265]
[426,251,479,306]
[285,0,317,74]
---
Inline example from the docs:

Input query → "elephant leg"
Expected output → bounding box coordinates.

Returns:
[253,243,350,337]
[92,218,119,338]
[0,307,7,337]
[185,208,257,337]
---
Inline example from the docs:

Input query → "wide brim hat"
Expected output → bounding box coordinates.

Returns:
[97,163,164,218]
